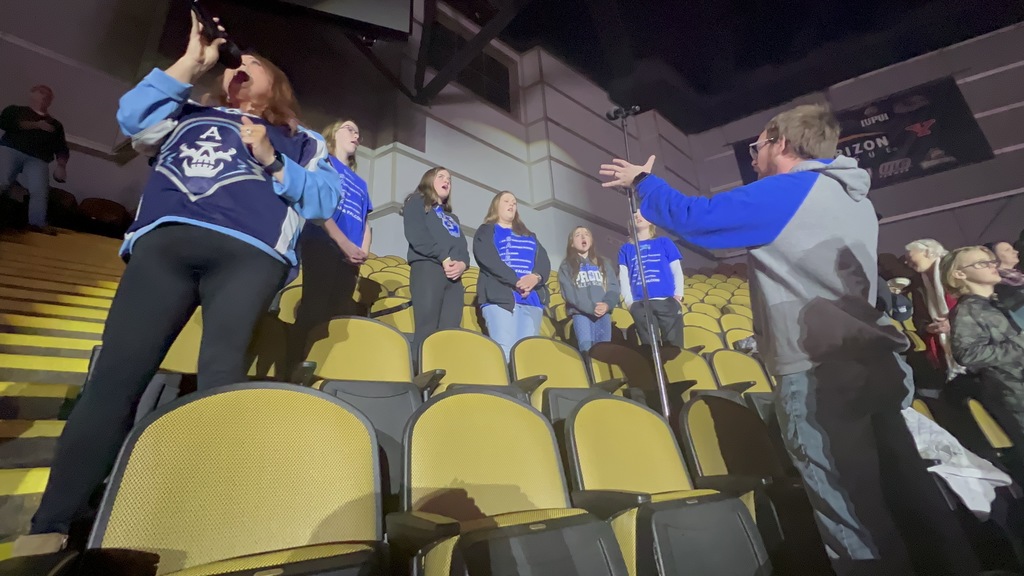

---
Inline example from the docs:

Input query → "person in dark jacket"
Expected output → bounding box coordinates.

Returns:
[558,226,620,353]
[983,241,1024,328]
[474,191,550,360]
[944,245,1024,476]
[403,166,469,350]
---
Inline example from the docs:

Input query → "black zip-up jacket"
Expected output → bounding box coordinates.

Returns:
[402,192,470,265]
[473,222,550,312]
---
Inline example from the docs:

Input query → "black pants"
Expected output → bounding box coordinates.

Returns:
[629,298,682,347]
[291,226,359,366]
[31,224,287,534]
[410,260,463,351]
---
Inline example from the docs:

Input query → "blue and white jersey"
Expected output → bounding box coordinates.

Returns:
[618,237,682,301]
[117,68,341,265]
[327,157,372,245]
[493,225,541,307]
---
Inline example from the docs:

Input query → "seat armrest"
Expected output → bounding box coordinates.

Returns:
[512,375,547,394]
[75,549,160,576]
[694,474,772,494]
[85,345,103,388]
[720,381,756,395]
[386,511,461,554]
[595,377,629,394]
[412,370,446,395]
[571,490,652,520]
[0,550,79,576]
[290,361,316,387]
[666,379,697,397]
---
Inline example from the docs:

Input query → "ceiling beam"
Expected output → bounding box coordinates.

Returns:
[413,0,531,105]
[414,0,439,91]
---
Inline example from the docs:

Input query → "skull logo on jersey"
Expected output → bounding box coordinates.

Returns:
[156,118,266,201]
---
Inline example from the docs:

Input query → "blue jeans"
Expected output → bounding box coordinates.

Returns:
[0,145,51,227]
[481,304,543,361]
[775,354,979,576]
[571,313,611,353]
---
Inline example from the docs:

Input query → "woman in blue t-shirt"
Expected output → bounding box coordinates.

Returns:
[292,119,372,362]
[617,210,685,347]
[14,13,341,556]
[474,191,551,360]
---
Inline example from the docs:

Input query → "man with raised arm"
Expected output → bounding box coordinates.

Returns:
[598,104,979,576]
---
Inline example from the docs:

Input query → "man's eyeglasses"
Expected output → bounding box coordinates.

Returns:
[748,137,777,160]
[959,259,1000,270]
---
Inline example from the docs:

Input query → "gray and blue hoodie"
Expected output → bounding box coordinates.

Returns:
[637,155,908,376]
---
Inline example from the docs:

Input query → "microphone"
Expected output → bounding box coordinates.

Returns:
[606,105,640,121]
[191,0,244,69]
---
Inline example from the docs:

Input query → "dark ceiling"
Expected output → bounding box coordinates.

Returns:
[497,0,1024,133]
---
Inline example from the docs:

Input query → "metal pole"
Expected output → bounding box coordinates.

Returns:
[613,106,672,420]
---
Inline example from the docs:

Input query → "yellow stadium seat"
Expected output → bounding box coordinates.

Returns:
[732,288,751,297]
[548,292,565,308]
[682,293,701,306]
[969,399,1014,450]
[725,277,745,287]
[367,271,408,295]
[587,342,701,417]
[369,298,414,334]
[724,328,755,351]
[702,294,730,308]
[690,274,709,283]
[362,259,388,272]
[271,285,301,325]
[683,312,721,333]
[912,398,936,422]
[709,350,774,395]
[661,347,720,404]
[682,326,725,355]
[304,317,443,512]
[566,395,771,576]
[420,329,541,400]
[386,390,628,575]
[393,285,412,299]
[610,307,634,333]
[691,282,714,293]
[246,314,289,381]
[461,306,484,333]
[689,302,722,318]
[552,303,570,322]
[719,313,753,332]
[86,384,384,575]
[724,304,753,319]
[680,394,832,573]
[540,315,558,339]
[510,337,629,416]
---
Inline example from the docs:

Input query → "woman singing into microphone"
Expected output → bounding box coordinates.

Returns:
[13,13,341,556]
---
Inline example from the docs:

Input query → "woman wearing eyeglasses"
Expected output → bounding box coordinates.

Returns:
[290,119,372,363]
[942,245,1024,481]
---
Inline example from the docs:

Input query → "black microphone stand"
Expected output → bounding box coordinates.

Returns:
[608,105,672,420]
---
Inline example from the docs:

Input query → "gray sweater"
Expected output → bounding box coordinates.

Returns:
[557,257,620,319]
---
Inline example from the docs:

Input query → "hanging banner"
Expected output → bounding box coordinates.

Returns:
[731,77,993,189]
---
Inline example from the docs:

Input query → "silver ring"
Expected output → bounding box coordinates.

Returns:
[245,128,252,135]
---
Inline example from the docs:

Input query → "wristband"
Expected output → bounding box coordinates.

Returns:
[262,151,284,174]
[632,172,650,187]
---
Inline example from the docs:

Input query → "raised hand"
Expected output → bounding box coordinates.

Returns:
[168,11,226,84]
[599,155,656,188]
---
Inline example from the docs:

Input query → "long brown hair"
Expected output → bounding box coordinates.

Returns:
[483,191,531,236]
[321,119,358,170]
[405,166,452,213]
[206,52,300,133]
[565,226,606,289]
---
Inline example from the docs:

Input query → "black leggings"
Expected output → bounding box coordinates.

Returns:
[31,224,287,534]
[291,226,359,364]
[410,260,463,351]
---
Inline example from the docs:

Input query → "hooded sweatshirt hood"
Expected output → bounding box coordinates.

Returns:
[791,155,871,201]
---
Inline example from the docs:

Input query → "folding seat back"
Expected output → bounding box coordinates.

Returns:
[724,304,753,319]
[719,312,753,332]
[661,347,720,404]
[710,350,773,394]
[683,312,721,333]
[305,317,423,514]
[682,326,725,355]
[566,395,771,576]
[702,294,730,308]
[690,302,722,318]
[724,328,755,350]
[89,384,382,575]
[273,285,301,324]
[368,271,408,295]
[420,329,509,394]
[511,337,615,415]
[306,316,412,383]
[390,389,627,576]
[161,307,202,375]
